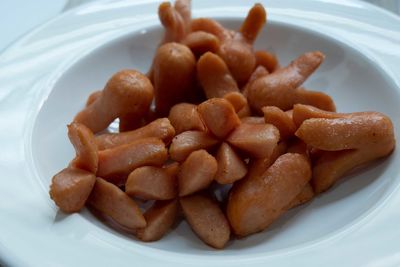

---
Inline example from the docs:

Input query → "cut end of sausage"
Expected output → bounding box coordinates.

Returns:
[49,167,96,213]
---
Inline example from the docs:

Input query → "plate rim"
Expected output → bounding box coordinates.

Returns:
[1,0,400,266]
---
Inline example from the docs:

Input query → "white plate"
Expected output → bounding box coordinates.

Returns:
[1,0,400,266]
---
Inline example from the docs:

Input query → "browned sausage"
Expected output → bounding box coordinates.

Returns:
[197,52,239,98]
[96,118,175,150]
[239,3,267,44]
[247,51,325,112]
[227,153,311,236]
[178,150,217,196]
[182,31,220,56]
[68,122,98,173]
[198,98,241,139]
[50,168,96,213]
[153,42,196,116]
[158,2,186,43]
[227,122,280,158]
[168,103,206,134]
[136,199,179,241]
[169,130,219,162]
[242,65,269,97]
[74,70,153,133]
[262,106,296,140]
[97,137,167,184]
[126,166,177,200]
[215,142,247,184]
[87,177,146,229]
[180,193,230,248]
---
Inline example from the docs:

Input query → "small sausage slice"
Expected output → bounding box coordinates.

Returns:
[136,199,178,242]
[50,168,96,213]
[126,166,177,200]
[180,193,230,249]
[68,122,98,173]
[198,98,241,139]
[178,150,217,196]
[215,143,247,184]
[87,177,146,229]
[169,131,219,162]
[227,123,280,158]
[168,103,206,134]
[262,106,296,140]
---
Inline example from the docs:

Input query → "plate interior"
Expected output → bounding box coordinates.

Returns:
[31,19,400,255]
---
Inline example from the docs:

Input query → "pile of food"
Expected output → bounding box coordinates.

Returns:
[49,0,395,249]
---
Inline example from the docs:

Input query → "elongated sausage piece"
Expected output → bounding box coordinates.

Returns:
[96,118,175,150]
[180,193,230,249]
[191,18,231,43]
[227,153,311,236]
[312,147,393,194]
[50,168,96,213]
[218,34,256,87]
[192,4,266,86]
[294,104,395,193]
[174,0,191,28]
[87,178,146,229]
[247,51,326,112]
[198,98,241,139]
[262,106,296,140]
[136,199,179,241]
[68,122,98,173]
[197,52,239,99]
[153,42,196,116]
[245,141,287,181]
[97,137,168,184]
[169,130,219,162]
[219,4,266,85]
[239,3,267,44]
[158,2,186,43]
[74,70,153,133]
[292,104,342,127]
[215,142,247,184]
[227,123,280,158]
[126,166,177,200]
[168,103,206,134]
[178,150,217,196]
[296,114,393,151]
